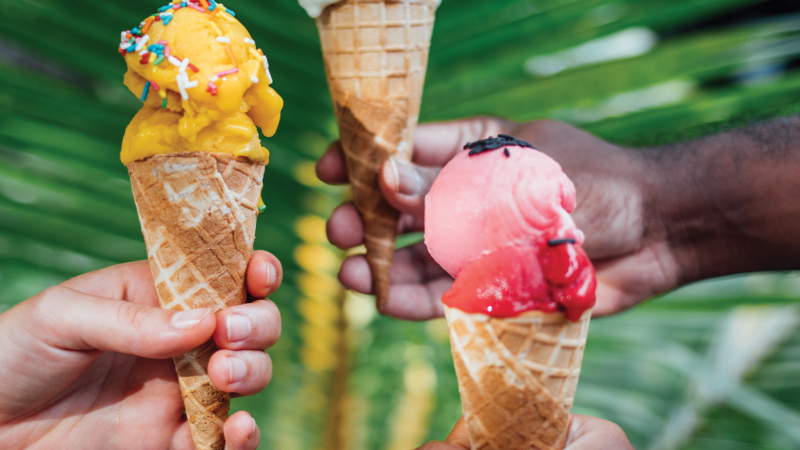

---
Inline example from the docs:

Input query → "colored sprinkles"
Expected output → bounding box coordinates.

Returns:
[141,81,151,101]
[118,0,273,104]
[216,68,239,77]
[464,134,536,156]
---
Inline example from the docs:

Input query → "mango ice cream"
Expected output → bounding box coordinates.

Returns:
[120,2,282,166]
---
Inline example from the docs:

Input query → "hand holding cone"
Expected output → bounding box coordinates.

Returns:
[317,0,438,308]
[129,152,264,450]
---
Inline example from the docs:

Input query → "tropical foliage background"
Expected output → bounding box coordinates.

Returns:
[2,0,800,449]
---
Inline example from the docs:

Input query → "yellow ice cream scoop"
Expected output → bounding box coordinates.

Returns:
[119,2,282,166]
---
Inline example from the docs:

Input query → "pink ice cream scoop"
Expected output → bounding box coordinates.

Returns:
[424,135,595,321]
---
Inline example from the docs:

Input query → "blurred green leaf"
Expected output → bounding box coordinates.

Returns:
[2,1,800,449]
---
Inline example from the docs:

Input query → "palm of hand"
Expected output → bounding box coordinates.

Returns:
[5,352,185,448]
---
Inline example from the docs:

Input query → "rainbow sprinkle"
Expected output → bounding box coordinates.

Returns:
[141,81,151,101]
[119,0,276,103]
[216,68,239,77]
[210,22,223,36]
[224,43,238,67]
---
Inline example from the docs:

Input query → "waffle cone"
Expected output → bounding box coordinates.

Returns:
[445,307,592,450]
[317,0,437,309]
[128,152,265,450]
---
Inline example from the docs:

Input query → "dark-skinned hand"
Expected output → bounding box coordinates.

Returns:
[317,117,678,320]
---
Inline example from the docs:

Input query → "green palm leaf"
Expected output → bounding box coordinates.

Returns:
[2,1,800,449]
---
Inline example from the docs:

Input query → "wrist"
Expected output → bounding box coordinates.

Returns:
[645,116,800,284]
[642,145,727,285]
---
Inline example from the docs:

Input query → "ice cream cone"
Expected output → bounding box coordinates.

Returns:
[128,151,265,450]
[445,307,593,450]
[317,0,437,309]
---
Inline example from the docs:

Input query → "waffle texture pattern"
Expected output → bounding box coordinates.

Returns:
[129,152,264,450]
[446,307,592,450]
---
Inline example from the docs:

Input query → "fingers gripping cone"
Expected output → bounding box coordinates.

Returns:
[445,307,592,450]
[317,0,437,308]
[128,152,265,450]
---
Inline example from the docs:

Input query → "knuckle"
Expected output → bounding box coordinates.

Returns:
[27,292,48,317]
[116,301,149,332]
[30,286,69,327]
[36,286,66,307]
[265,302,282,337]
[609,423,628,440]
[27,286,59,329]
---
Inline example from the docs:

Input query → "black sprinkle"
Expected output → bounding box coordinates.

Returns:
[504,148,510,157]
[464,135,536,156]
[548,238,576,246]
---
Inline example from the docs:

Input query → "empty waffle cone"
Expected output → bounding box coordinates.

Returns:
[317,0,437,309]
[128,152,265,450]
[445,307,592,450]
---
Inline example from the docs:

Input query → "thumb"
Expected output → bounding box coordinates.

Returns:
[379,157,440,218]
[379,117,516,218]
[29,286,216,359]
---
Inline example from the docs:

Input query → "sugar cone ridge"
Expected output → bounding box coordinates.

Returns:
[128,152,265,450]
[317,0,437,308]
[445,307,592,450]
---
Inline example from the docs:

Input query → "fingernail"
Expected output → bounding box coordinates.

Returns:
[265,261,277,288]
[227,314,252,343]
[249,417,258,439]
[171,308,212,329]
[227,356,248,384]
[392,158,421,195]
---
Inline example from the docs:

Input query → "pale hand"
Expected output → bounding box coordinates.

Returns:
[0,251,283,450]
